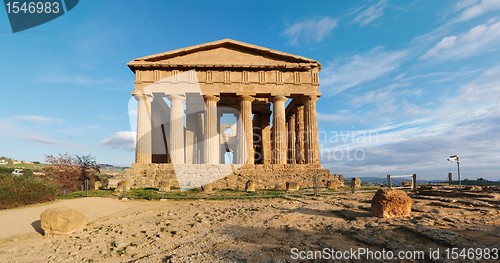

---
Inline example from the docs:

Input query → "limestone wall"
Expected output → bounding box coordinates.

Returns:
[123,164,341,190]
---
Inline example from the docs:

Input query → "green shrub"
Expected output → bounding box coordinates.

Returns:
[0,174,57,209]
[0,166,14,174]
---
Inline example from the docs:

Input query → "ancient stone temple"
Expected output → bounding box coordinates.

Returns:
[124,39,339,190]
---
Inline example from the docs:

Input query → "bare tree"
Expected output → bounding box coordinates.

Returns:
[45,153,100,196]
[74,154,100,197]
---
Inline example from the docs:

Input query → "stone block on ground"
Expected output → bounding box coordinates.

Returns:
[401,181,412,187]
[371,188,412,218]
[351,177,361,187]
[115,180,131,193]
[106,178,120,190]
[245,180,255,192]
[286,182,300,192]
[326,178,344,189]
[201,184,213,192]
[159,179,171,192]
[94,181,102,190]
[40,207,87,235]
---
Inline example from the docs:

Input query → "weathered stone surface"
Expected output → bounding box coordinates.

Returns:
[371,189,412,218]
[245,180,255,192]
[158,179,170,192]
[115,180,131,193]
[106,178,120,189]
[401,181,412,187]
[352,177,361,187]
[326,178,344,189]
[201,184,213,192]
[124,164,339,190]
[94,181,102,190]
[40,207,86,235]
[286,182,300,192]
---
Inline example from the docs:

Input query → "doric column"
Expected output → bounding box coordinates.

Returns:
[259,112,271,164]
[271,95,288,164]
[151,95,170,163]
[288,112,296,164]
[296,105,305,164]
[218,112,225,163]
[237,95,255,164]
[203,95,220,164]
[167,94,186,164]
[252,114,262,164]
[134,93,153,164]
[185,97,198,164]
[303,95,320,164]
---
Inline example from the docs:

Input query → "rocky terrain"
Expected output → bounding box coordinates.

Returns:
[0,186,498,262]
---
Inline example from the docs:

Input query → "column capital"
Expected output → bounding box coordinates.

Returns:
[167,94,186,101]
[133,93,154,102]
[203,95,220,102]
[301,94,319,103]
[239,95,255,102]
[270,95,288,103]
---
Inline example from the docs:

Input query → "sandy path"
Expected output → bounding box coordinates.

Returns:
[0,198,143,240]
[0,189,498,262]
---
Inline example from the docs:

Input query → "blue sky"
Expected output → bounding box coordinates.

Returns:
[1,0,499,180]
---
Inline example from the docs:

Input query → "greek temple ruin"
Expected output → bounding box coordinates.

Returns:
[124,39,339,190]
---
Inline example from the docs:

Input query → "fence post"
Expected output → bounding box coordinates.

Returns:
[387,174,391,188]
[412,174,417,191]
[448,172,452,185]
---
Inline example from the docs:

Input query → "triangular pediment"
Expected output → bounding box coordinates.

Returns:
[128,39,320,70]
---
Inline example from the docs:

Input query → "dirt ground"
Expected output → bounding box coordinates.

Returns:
[0,187,498,262]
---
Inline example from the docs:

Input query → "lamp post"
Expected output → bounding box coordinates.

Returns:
[447,155,460,186]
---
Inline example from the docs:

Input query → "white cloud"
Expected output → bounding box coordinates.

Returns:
[421,20,500,60]
[317,110,354,123]
[455,0,500,22]
[321,47,409,96]
[101,131,136,151]
[352,0,387,26]
[0,117,79,147]
[283,17,337,45]
[35,74,116,86]
[320,64,500,180]
[12,115,63,124]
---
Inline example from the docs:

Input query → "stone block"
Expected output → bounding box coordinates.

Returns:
[94,181,102,190]
[326,178,343,189]
[159,179,171,192]
[201,184,213,192]
[286,182,300,191]
[115,180,131,193]
[371,189,412,218]
[40,207,86,235]
[245,180,255,192]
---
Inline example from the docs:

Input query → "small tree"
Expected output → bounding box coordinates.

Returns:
[45,153,100,195]
[45,153,80,195]
[74,154,100,197]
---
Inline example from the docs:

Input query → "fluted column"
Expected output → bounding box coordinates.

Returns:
[303,95,320,164]
[296,106,305,164]
[237,95,255,164]
[134,93,153,164]
[204,95,220,164]
[185,100,197,164]
[271,95,288,164]
[259,112,271,164]
[288,113,296,164]
[252,114,262,164]
[168,94,186,164]
[151,95,170,163]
